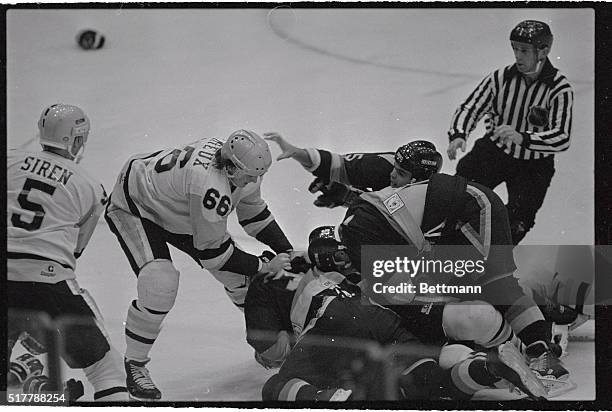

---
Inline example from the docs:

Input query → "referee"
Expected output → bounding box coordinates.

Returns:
[447,20,574,245]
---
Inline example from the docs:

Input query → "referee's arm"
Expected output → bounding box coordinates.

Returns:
[448,73,495,142]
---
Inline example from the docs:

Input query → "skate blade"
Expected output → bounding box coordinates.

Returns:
[128,393,161,402]
[498,343,548,400]
[539,377,577,398]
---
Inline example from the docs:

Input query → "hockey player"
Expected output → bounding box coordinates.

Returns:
[105,129,293,400]
[446,20,574,245]
[7,104,128,401]
[246,227,547,401]
[265,133,569,388]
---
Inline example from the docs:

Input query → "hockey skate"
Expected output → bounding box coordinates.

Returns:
[398,358,442,400]
[487,342,547,400]
[552,324,569,357]
[525,341,576,397]
[124,359,161,401]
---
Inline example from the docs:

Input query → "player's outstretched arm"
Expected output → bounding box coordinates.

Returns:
[264,132,314,169]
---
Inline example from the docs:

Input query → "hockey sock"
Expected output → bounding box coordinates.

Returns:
[263,375,330,401]
[83,348,128,401]
[442,353,499,399]
[517,320,552,348]
[483,276,546,344]
[500,297,546,345]
[124,300,167,363]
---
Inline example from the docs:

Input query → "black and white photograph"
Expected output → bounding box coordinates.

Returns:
[4,3,606,406]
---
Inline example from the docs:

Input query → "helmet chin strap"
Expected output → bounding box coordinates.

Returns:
[70,142,86,163]
[523,59,543,76]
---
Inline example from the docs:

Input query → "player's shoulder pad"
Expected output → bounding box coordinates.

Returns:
[67,161,104,192]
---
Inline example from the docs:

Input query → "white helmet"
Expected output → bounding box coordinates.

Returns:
[221,130,272,176]
[38,104,90,159]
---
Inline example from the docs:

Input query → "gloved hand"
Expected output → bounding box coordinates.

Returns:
[289,255,311,274]
[308,177,359,208]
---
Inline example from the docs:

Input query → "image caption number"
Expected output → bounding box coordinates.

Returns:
[11,178,56,231]
[203,188,231,216]
[7,392,66,403]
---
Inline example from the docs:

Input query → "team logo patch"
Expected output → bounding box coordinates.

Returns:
[528,105,549,127]
[383,193,405,214]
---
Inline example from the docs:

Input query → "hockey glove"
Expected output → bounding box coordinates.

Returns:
[258,252,298,283]
[289,255,311,274]
[308,177,360,208]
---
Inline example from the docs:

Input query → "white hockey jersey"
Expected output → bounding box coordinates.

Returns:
[7,149,107,283]
[115,136,274,267]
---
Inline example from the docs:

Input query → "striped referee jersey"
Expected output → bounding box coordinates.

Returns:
[448,58,573,160]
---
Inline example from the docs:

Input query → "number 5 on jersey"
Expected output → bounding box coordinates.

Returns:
[203,188,231,217]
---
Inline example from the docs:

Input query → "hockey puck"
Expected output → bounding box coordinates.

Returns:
[76,29,105,50]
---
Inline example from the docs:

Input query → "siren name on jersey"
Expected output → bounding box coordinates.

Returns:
[119,136,274,257]
[8,149,107,283]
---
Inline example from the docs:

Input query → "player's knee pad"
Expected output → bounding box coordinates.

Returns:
[208,269,249,309]
[137,260,179,313]
[438,343,474,370]
[442,301,511,348]
[83,347,128,401]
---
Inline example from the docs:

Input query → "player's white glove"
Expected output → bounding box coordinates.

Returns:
[259,252,291,275]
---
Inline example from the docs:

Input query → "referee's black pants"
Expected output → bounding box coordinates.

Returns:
[456,137,555,245]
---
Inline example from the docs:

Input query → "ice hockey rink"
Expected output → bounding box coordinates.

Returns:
[6,7,595,402]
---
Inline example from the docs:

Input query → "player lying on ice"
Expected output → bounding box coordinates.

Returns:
[264,133,573,396]
[245,226,549,401]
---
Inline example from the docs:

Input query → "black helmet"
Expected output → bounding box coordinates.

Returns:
[394,140,443,182]
[510,20,553,50]
[307,226,351,273]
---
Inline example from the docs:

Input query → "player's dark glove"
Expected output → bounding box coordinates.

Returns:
[288,256,311,274]
[308,177,360,208]
[65,378,85,401]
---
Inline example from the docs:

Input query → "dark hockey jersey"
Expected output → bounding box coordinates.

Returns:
[244,269,360,353]
[354,173,516,287]
[308,149,395,192]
